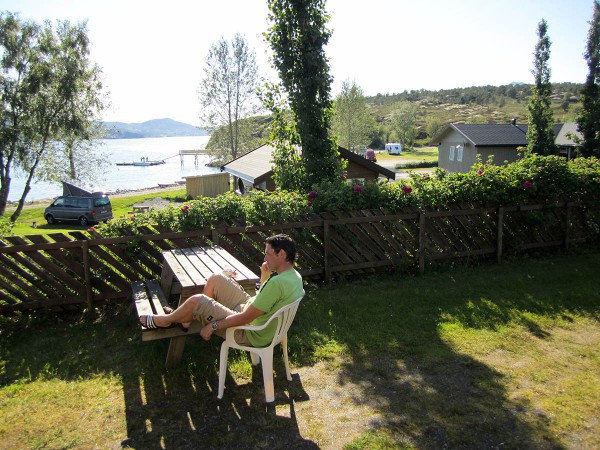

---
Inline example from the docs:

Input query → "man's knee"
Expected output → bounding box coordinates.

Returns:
[190,294,219,322]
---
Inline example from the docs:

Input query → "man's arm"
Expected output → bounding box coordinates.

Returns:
[200,304,264,340]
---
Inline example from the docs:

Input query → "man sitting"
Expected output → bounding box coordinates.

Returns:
[139,234,304,346]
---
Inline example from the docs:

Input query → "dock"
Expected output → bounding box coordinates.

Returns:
[179,149,209,167]
[116,160,165,167]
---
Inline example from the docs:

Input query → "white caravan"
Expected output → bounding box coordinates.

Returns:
[385,143,402,154]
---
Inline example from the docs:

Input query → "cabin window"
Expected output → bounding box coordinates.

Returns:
[457,145,463,162]
[449,146,455,161]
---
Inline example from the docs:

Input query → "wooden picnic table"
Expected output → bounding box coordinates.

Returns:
[159,245,259,367]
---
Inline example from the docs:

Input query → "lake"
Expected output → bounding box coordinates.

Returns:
[9,136,215,202]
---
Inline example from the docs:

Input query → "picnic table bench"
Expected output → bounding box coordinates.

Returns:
[132,246,259,368]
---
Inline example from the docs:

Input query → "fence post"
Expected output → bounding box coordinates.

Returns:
[324,220,331,284]
[211,228,220,245]
[564,202,572,251]
[496,207,504,264]
[82,239,94,317]
[418,211,426,275]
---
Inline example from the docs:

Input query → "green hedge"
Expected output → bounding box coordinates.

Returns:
[98,155,600,236]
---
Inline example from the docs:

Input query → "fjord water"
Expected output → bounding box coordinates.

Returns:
[9,136,214,202]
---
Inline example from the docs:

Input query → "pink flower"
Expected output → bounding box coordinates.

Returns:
[307,200,312,207]
[477,169,484,175]
[522,180,533,190]
[130,215,135,220]
[403,185,412,195]
[308,190,317,199]
[353,185,363,192]
[182,205,189,213]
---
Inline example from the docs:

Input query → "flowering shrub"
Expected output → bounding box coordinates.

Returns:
[96,155,600,236]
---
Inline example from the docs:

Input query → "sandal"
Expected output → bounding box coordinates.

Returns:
[141,314,176,329]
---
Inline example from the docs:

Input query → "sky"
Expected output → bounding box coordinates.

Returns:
[2,0,595,126]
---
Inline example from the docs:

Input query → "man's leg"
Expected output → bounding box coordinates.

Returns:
[205,273,251,311]
[139,273,251,328]
[139,294,199,328]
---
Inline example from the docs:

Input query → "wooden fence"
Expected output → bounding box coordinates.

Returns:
[0,201,597,313]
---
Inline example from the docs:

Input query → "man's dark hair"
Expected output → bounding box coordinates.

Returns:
[266,234,297,263]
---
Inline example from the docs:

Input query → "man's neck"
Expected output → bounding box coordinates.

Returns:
[276,262,294,274]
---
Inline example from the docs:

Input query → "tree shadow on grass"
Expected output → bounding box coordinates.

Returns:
[293,254,600,448]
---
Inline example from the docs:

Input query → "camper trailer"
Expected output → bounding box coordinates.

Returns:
[385,143,402,155]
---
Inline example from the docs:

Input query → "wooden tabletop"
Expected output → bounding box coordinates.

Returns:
[160,245,259,300]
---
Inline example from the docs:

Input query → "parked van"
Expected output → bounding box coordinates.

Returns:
[365,149,377,162]
[44,194,113,226]
[385,143,402,155]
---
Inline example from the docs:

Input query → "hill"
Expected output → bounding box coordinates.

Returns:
[366,82,582,126]
[102,118,208,138]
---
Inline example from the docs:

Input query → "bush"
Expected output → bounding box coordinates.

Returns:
[96,156,600,235]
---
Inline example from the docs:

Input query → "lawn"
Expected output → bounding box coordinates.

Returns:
[0,250,598,449]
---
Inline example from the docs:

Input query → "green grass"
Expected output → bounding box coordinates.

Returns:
[6,189,187,236]
[0,250,599,448]
[376,146,439,163]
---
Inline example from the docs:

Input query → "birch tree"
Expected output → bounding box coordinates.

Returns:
[198,33,260,162]
[332,79,375,153]
[0,13,106,221]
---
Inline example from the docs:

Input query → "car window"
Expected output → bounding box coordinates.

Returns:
[64,198,78,208]
[93,197,110,207]
[52,198,65,207]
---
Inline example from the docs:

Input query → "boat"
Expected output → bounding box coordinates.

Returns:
[115,160,166,167]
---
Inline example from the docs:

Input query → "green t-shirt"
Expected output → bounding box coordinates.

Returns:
[246,268,304,347]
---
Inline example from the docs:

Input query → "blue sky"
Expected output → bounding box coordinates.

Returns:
[2,0,595,125]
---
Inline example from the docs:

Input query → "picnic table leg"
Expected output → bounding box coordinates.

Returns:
[164,292,188,368]
[165,335,187,368]
[160,263,175,300]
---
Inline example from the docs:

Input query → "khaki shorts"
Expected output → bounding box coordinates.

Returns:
[192,274,253,345]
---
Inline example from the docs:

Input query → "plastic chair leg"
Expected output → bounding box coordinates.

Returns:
[281,335,292,381]
[261,353,275,402]
[217,344,229,399]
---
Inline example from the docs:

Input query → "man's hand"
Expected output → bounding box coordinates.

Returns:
[260,261,270,276]
[200,323,213,340]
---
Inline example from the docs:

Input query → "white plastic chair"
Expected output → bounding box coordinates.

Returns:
[217,296,303,402]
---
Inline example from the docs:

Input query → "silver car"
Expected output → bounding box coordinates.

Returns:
[44,195,113,226]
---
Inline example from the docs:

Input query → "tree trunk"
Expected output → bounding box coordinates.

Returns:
[0,179,10,217]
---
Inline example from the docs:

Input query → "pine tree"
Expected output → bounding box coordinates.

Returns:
[578,0,600,157]
[526,19,556,155]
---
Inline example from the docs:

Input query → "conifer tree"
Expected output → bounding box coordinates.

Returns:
[578,0,600,157]
[526,19,556,155]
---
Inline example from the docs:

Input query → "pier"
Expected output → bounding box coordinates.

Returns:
[179,148,209,167]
